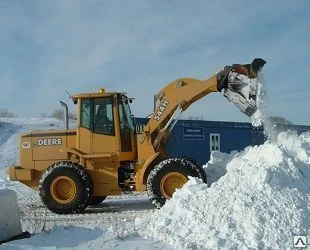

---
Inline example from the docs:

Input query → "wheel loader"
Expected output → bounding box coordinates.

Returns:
[9,58,266,214]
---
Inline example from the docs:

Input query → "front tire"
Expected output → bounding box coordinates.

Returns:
[147,157,206,208]
[39,161,93,214]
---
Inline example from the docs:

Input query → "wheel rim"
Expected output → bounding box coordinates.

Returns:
[160,172,188,199]
[50,176,77,204]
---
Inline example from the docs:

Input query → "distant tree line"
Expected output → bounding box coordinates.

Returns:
[0,108,16,118]
[268,116,292,125]
[185,114,204,120]
[0,108,76,120]
[41,109,76,120]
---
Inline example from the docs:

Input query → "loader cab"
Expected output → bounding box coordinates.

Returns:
[75,90,137,161]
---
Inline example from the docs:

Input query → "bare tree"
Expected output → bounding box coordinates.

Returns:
[68,111,77,120]
[268,116,292,125]
[50,109,76,120]
[0,109,16,118]
[186,114,204,120]
[51,109,64,120]
[40,112,48,118]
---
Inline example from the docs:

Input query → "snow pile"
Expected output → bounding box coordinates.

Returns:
[203,150,237,186]
[136,130,310,249]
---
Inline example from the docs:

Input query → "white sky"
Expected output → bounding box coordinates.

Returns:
[0,1,309,125]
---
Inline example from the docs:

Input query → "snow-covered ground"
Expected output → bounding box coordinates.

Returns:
[0,115,310,249]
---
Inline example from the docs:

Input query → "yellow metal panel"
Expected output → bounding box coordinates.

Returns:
[136,134,156,164]
[66,130,76,148]
[134,133,159,191]
[18,170,42,190]
[87,161,121,196]
[15,168,33,181]
[19,135,34,169]
[92,133,118,154]
[31,130,76,162]
[77,127,92,154]
[8,166,18,180]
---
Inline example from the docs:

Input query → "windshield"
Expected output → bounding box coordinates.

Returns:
[118,94,135,132]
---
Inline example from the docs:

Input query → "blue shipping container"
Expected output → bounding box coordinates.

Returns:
[135,118,309,166]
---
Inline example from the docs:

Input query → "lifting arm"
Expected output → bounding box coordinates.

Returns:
[144,58,266,150]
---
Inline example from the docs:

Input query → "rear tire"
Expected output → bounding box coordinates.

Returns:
[39,161,93,214]
[147,157,206,208]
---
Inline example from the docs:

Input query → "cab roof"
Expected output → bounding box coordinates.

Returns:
[73,89,127,99]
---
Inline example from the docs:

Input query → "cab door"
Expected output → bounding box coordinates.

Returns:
[117,94,137,161]
[78,98,92,154]
[92,97,118,154]
[77,95,136,160]
[77,97,118,155]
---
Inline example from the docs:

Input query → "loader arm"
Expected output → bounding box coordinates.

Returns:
[145,58,266,150]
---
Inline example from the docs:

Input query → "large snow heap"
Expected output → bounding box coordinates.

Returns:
[136,130,310,249]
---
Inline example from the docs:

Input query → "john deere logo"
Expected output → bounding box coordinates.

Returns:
[21,142,31,149]
[37,138,62,146]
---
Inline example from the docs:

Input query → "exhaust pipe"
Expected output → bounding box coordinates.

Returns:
[217,58,266,117]
[60,101,69,130]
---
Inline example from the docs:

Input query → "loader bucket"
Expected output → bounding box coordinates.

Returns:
[217,58,266,117]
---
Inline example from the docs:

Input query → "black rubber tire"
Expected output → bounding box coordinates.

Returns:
[147,157,206,208]
[180,157,207,183]
[89,196,107,206]
[39,161,93,214]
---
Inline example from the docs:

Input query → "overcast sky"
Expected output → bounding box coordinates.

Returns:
[0,1,309,125]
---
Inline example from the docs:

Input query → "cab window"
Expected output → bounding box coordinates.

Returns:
[80,97,115,136]
[93,97,115,136]
[81,99,91,129]
[118,95,134,151]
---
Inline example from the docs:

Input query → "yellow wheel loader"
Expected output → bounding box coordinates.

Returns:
[9,58,266,214]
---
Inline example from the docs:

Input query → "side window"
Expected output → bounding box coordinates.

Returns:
[118,103,128,129]
[93,97,115,136]
[210,133,220,152]
[118,96,132,152]
[81,99,91,129]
